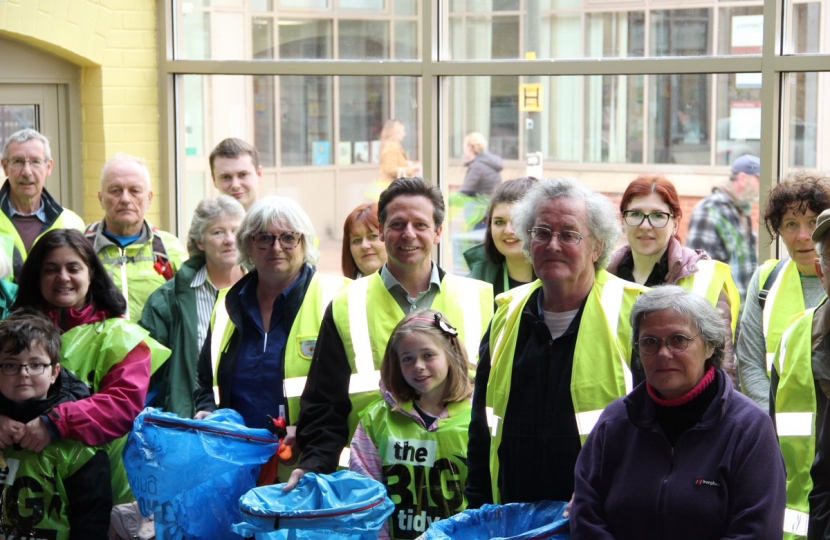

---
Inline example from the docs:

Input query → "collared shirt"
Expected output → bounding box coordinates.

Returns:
[8,200,46,221]
[380,262,442,313]
[190,264,218,348]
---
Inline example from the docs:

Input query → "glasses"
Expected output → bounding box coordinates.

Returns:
[252,232,302,250]
[635,333,701,356]
[622,210,673,228]
[528,227,584,246]
[0,362,50,376]
[7,158,46,170]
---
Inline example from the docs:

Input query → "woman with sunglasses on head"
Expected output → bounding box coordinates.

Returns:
[193,197,349,478]
[607,175,740,385]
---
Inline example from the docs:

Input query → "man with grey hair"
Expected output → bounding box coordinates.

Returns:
[0,128,84,280]
[465,177,648,508]
[85,153,187,321]
[773,204,830,538]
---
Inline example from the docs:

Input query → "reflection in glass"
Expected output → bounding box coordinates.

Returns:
[280,20,332,59]
[585,12,645,58]
[791,3,821,54]
[584,75,644,163]
[651,9,712,57]
[0,106,38,149]
[786,73,820,169]
[715,73,761,165]
[339,20,389,59]
[717,7,763,56]
[650,74,710,164]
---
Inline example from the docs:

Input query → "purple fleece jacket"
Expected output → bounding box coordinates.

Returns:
[571,369,786,540]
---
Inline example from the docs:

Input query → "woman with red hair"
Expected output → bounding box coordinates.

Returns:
[606,175,740,385]
[341,202,388,279]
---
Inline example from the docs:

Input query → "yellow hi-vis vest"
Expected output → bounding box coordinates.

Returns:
[332,272,493,466]
[762,259,808,374]
[676,259,740,336]
[774,306,817,539]
[214,272,350,424]
[484,269,646,504]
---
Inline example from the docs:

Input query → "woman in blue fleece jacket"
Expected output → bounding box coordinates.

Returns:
[571,285,786,540]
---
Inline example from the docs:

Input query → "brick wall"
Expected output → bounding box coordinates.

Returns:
[0,0,160,225]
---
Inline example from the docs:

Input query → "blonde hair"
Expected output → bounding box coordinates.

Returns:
[464,132,487,155]
[380,309,474,409]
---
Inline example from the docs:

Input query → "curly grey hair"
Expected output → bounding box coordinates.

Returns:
[630,285,726,369]
[511,177,621,270]
[236,195,319,269]
[187,195,246,258]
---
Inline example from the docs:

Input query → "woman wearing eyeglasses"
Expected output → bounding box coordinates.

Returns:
[8,228,169,504]
[139,195,246,419]
[193,196,349,478]
[606,175,740,385]
[571,286,785,540]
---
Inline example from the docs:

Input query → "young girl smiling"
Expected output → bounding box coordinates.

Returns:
[350,309,473,539]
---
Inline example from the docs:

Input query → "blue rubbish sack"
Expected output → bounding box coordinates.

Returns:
[416,501,570,540]
[123,408,279,540]
[232,470,395,540]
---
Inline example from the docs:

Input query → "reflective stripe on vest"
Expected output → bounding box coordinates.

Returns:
[210,287,232,404]
[283,274,349,400]
[346,277,382,393]
[774,307,817,540]
[783,508,809,536]
[484,271,645,503]
[762,259,805,374]
[690,259,715,297]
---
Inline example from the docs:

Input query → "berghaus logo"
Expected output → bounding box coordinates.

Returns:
[695,478,721,487]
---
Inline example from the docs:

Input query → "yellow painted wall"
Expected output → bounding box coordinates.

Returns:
[0,0,161,225]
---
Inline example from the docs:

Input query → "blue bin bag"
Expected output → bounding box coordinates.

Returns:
[232,470,395,540]
[416,501,570,540]
[123,408,279,540]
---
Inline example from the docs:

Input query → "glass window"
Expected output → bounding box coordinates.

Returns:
[176,1,418,59]
[783,72,823,169]
[717,7,763,55]
[177,73,420,273]
[0,105,38,147]
[715,73,762,165]
[790,3,822,53]
[651,9,712,57]
[585,12,645,58]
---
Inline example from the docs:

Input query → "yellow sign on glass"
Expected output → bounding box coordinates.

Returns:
[519,83,542,112]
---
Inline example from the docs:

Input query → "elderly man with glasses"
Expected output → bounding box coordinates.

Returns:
[464,177,648,509]
[0,128,85,281]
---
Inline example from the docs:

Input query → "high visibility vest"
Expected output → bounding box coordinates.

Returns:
[774,307,817,539]
[484,269,646,503]
[761,259,809,374]
[0,206,85,279]
[359,398,471,538]
[676,259,740,336]
[0,438,101,539]
[332,272,493,466]
[60,318,171,505]
[214,273,350,425]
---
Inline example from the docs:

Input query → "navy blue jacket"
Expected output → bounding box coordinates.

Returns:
[572,369,786,540]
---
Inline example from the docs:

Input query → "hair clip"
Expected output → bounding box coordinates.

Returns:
[406,313,458,338]
[433,313,458,337]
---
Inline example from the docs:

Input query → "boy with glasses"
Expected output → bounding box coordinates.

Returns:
[0,308,110,538]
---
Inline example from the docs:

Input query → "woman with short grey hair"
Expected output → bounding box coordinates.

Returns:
[139,195,246,418]
[571,285,786,539]
[192,194,349,470]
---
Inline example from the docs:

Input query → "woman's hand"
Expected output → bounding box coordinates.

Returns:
[282,467,307,492]
[194,410,212,420]
[15,418,52,453]
[280,425,299,465]
[0,415,23,448]
[563,492,574,518]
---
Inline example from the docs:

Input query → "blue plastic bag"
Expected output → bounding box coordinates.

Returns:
[417,501,570,540]
[123,408,279,540]
[232,470,395,540]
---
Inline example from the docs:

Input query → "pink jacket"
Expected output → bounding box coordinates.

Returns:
[45,304,150,445]
[606,237,738,387]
